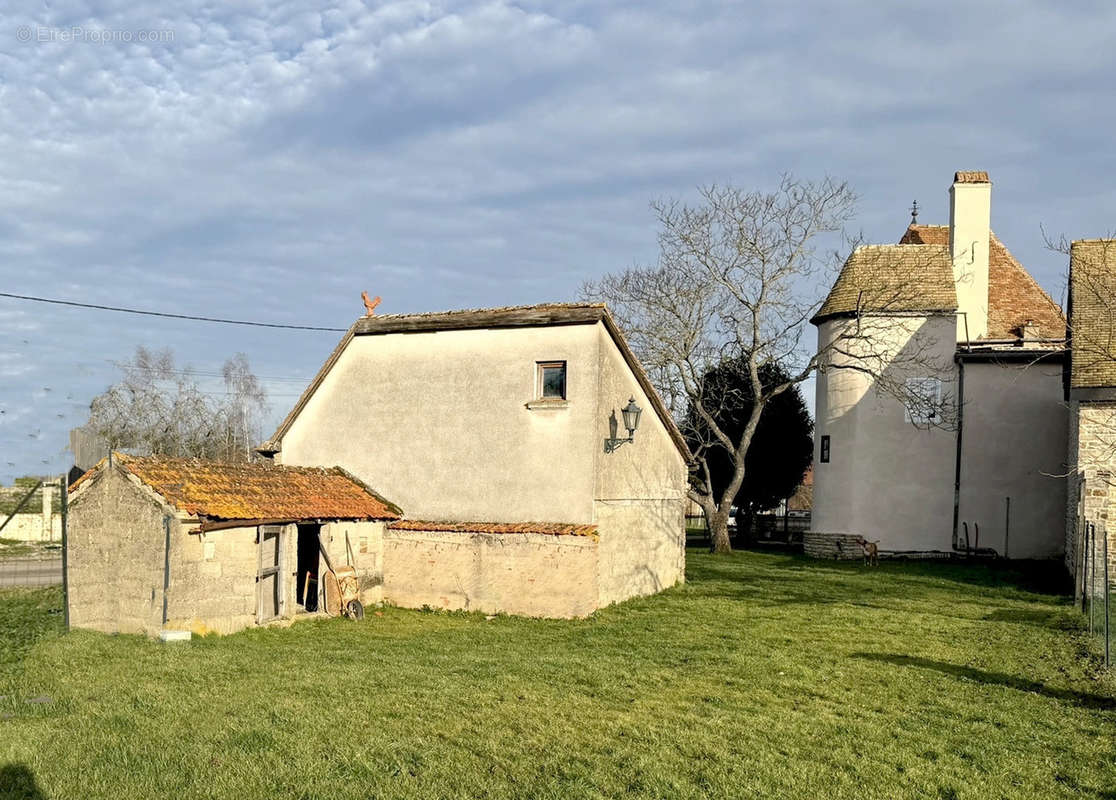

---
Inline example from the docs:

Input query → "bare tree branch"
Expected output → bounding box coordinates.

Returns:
[583,176,955,553]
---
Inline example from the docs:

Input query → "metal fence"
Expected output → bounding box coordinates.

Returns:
[1078,520,1111,669]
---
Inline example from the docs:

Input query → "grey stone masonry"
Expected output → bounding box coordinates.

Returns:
[804,532,867,560]
[1067,400,1116,598]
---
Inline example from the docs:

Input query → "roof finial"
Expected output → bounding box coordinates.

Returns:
[910,199,919,225]
[361,291,382,316]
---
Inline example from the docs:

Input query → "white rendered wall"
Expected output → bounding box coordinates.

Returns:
[811,314,958,551]
[956,361,1067,559]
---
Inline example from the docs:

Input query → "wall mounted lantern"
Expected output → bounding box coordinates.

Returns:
[605,397,643,453]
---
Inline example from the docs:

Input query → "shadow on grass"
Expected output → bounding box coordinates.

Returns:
[982,607,1074,628]
[685,546,1070,607]
[0,764,45,799]
[852,652,1116,710]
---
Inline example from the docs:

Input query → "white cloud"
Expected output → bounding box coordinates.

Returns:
[0,0,1114,480]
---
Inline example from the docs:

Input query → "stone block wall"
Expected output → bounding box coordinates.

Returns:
[383,528,598,618]
[67,468,169,635]
[320,520,385,607]
[804,532,867,560]
[1067,400,1116,597]
[167,524,262,636]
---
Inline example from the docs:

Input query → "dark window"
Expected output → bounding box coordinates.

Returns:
[820,435,830,463]
[537,361,566,399]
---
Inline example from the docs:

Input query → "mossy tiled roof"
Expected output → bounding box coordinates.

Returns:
[812,244,957,323]
[72,454,401,522]
[1069,239,1116,389]
[388,520,598,538]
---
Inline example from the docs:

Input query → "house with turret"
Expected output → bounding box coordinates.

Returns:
[808,171,1074,561]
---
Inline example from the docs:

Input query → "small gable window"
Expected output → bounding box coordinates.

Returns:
[904,378,942,426]
[537,361,567,400]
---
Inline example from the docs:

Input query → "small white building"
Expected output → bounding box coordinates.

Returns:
[809,171,1070,559]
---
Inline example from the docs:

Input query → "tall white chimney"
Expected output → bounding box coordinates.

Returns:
[948,171,991,342]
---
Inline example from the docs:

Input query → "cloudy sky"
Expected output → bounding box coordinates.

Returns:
[1,0,1114,482]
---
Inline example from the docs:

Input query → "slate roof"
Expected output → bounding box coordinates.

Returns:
[812,244,957,323]
[1069,239,1116,389]
[258,303,692,462]
[899,224,1065,340]
[70,454,401,522]
[388,519,598,538]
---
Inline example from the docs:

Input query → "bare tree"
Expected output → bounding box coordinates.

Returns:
[87,346,269,462]
[584,177,955,553]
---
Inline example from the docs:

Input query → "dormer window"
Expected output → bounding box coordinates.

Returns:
[537,361,566,400]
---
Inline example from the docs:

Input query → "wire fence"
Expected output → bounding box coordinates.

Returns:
[1078,520,1111,670]
[0,549,64,588]
[0,477,67,600]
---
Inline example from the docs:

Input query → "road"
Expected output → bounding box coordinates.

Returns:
[0,558,62,587]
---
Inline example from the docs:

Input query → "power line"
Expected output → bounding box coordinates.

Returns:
[0,291,348,332]
[105,361,313,383]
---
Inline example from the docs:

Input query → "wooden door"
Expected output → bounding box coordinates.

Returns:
[257,525,285,623]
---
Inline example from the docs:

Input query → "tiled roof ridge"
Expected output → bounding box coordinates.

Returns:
[356,302,605,323]
[388,519,599,538]
[115,452,339,475]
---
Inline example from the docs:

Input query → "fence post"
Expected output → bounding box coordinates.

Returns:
[1104,524,1110,669]
[60,475,69,632]
[1090,523,1097,634]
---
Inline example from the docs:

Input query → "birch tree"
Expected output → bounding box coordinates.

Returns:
[87,346,269,461]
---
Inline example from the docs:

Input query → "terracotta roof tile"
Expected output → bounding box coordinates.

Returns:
[388,519,598,538]
[812,244,957,323]
[1069,239,1116,389]
[72,454,401,522]
[899,224,1065,340]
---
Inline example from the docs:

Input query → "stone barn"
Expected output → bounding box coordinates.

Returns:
[67,454,401,636]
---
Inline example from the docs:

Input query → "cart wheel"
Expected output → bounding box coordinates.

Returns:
[345,599,364,620]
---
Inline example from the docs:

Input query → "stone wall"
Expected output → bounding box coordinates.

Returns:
[320,520,385,607]
[1067,400,1116,597]
[383,528,598,618]
[68,468,170,635]
[595,499,684,607]
[166,524,263,636]
[0,514,61,542]
[803,532,868,560]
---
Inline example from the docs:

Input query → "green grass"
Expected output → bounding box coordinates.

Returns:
[0,550,1113,799]
[0,539,61,561]
[0,537,35,559]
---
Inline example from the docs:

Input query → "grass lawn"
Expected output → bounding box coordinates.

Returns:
[0,538,36,559]
[0,549,1113,799]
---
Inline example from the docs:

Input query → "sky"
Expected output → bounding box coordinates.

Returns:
[1,0,1115,483]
